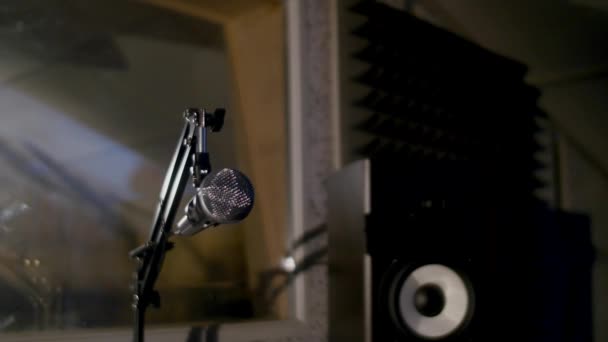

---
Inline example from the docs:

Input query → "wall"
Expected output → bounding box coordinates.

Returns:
[543,85,608,342]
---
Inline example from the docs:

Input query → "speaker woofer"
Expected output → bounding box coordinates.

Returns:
[388,264,474,340]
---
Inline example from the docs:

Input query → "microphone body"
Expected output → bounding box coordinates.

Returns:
[173,168,254,236]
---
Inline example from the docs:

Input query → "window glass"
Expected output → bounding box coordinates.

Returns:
[0,0,286,332]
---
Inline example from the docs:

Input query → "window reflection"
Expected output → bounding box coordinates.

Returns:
[0,0,285,331]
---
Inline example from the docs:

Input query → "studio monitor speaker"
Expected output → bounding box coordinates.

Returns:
[327,158,593,342]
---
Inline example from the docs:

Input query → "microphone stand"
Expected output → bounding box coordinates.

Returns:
[129,108,225,342]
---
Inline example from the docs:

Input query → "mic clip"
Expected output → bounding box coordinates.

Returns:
[183,108,225,132]
[183,108,225,187]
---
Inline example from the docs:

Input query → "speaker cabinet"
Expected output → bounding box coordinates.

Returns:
[327,159,593,342]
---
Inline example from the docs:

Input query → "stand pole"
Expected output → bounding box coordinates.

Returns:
[134,304,145,342]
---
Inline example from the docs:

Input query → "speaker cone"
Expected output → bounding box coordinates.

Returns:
[388,264,474,340]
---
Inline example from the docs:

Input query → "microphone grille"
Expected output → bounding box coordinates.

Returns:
[200,168,254,224]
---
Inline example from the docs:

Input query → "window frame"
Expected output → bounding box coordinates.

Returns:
[0,0,336,340]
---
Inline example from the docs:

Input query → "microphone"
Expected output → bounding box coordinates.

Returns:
[173,168,254,236]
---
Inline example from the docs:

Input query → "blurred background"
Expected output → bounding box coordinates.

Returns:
[0,0,607,342]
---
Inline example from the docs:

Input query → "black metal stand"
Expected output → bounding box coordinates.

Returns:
[129,108,225,342]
